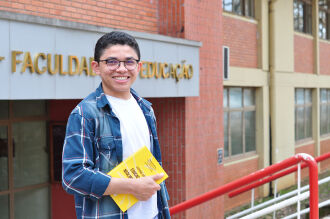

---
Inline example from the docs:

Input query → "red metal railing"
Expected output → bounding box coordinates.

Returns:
[169,153,319,219]
[228,152,330,198]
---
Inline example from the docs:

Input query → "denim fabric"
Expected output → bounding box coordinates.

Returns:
[62,83,170,219]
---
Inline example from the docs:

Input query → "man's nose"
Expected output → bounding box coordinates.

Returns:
[117,61,127,71]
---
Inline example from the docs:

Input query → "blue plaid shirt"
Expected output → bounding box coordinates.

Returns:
[62,83,170,219]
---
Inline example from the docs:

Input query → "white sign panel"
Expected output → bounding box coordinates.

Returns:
[0,19,200,99]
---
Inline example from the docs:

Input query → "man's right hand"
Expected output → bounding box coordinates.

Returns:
[103,173,164,201]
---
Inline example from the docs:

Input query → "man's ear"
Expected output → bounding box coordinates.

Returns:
[136,61,142,73]
[91,61,100,75]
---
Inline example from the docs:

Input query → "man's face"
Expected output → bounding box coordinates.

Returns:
[92,44,140,99]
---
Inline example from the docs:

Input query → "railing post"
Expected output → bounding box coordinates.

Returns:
[296,154,319,219]
[273,180,277,219]
[251,188,254,208]
[297,163,301,219]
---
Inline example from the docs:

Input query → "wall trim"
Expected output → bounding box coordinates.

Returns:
[319,38,330,45]
[222,11,258,24]
[294,31,314,40]
[223,67,268,87]
[224,154,259,167]
[320,135,330,141]
[295,140,315,148]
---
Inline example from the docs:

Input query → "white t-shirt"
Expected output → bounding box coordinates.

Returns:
[106,94,158,219]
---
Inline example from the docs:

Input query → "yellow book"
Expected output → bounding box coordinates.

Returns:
[107,146,168,212]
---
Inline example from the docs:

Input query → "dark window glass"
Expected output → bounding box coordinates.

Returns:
[0,126,8,191]
[294,0,312,34]
[223,0,255,18]
[0,195,9,219]
[319,0,330,40]
[245,111,256,152]
[15,187,49,219]
[224,112,229,157]
[230,111,243,155]
[13,121,48,188]
[0,101,9,120]
[12,100,46,117]
[51,124,66,182]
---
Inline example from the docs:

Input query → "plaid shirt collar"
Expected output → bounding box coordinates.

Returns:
[95,83,152,110]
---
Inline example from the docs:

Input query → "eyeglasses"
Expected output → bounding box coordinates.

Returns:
[99,58,140,71]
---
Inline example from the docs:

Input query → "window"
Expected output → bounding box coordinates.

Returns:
[0,100,49,219]
[320,89,330,136]
[223,46,230,80]
[319,0,330,40]
[294,0,312,34]
[223,0,255,18]
[295,89,312,142]
[223,87,256,158]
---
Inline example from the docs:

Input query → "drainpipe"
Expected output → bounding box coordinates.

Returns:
[268,0,277,196]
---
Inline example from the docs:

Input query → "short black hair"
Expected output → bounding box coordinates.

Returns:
[94,31,140,62]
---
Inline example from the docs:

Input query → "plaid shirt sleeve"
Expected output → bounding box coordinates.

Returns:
[62,106,111,200]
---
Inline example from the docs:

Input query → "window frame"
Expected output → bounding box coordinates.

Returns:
[294,0,313,35]
[223,0,255,18]
[0,100,49,219]
[320,88,330,137]
[295,88,313,143]
[223,87,257,159]
[319,0,330,40]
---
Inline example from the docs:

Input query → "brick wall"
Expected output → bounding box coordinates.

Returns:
[0,0,158,33]
[149,97,186,219]
[295,143,315,180]
[294,34,314,74]
[158,0,184,38]
[320,138,330,172]
[320,41,330,75]
[223,157,259,211]
[223,15,258,68]
[184,0,223,218]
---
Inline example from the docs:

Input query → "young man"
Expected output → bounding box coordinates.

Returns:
[62,31,170,219]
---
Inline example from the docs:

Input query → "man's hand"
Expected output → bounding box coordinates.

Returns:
[103,173,164,201]
[130,174,163,201]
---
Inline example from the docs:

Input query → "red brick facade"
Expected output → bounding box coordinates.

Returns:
[158,0,185,38]
[320,138,330,171]
[223,15,258,68]
[150,98,186,219]
[295,143,315,180]
[0,0,158,33]
[294,34,314,74]
[184,1,223,218]
[223,157,259,211]
[320,41,330,75]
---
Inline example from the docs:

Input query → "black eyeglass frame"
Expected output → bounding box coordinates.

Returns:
[98,58,140,70]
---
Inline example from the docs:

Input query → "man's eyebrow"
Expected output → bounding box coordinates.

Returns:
[104,56,136,60]
[104,57,117,60]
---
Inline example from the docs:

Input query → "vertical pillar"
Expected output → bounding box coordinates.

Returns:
[312,1,321,167]
[269,0,296,189]
[313,0,320,75]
